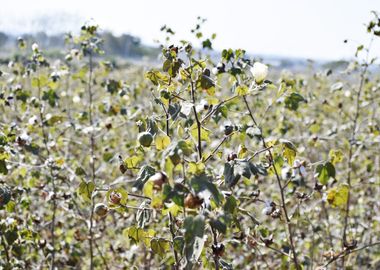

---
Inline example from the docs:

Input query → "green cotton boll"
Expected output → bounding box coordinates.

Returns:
[138,132,154,147]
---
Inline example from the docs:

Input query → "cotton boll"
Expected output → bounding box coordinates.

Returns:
[282,166,292,179]
[250,62,268,83]
[73,96,81,103]
[32,43,39,52]
[293,159,301,168]
[300,165,307,177]
[28,116,38,125]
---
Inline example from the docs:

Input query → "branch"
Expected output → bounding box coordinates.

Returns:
[342,36,373,266]
[204,133,233,163]
[323,241,380,268]
[242,95,301,270]
[36,77,57,270]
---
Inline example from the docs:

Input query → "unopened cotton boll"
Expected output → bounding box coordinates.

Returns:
[250,62,268,83]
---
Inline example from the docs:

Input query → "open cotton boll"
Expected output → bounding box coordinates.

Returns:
[299,165,307,177]
[198,189,211,206]
[32,43,39,52]
[250,62,268,83]
[28,116,38,125]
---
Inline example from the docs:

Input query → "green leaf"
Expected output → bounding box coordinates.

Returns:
[190,174,221,205]
[224,195,237,214]
[0,160,8,175]
[42,89,59,107]
[77,181,95,202]
[316,162,336,185]
[202,39,212,49]
[224,162,241,188]
[184,215,205,264]
[284,92,306,111]
[224,160,262,188]
[163,184,185,207]
[173,236,184,253]
[210,217,227,234]
[124,155,142,169]
[134,165,156,190]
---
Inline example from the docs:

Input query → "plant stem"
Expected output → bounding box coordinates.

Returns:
[211,227,220,270]
[168,213,180,270]
[323,241,380,268]
[342,37,372,268]
[1,235,10,265]
[204,134,232,163]
[37,78,57,270]
[87,52,96,270]
[243,95,301,270]
[188,56,202,160]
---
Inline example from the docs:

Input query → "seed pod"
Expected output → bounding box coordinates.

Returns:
[227,153,237,162]
[150,172,168,191]
[94,203,109,217]
[119,164,127,174]
[270,208,281,219]
[138,132,153,147]
[212,243,225,257]
[184,193,203,209]
[314,182,323,191]
[0,186,11,207]
[109,191,122,205]
[224,125,234,136]
[118,155,127,174]
[344,239,358,250]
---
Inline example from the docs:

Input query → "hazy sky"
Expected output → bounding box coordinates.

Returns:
[1,0,380,60]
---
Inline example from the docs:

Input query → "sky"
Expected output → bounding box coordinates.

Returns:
[0,0,380,60]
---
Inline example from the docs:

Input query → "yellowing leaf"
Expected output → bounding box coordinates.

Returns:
[205,86,215,96]
[127,226,146,242]
[188,162,205,175]
[143,180,154,198]
[235,85,248,96]
[77,181,95,203]
[124,155,142,169]
[162,203,182,217]
[206,97,219,105]
[55,158,65,167]
[327,184,349,208]
[238,144,248,159]
[329,149,344,165]
[155,133,171,150]
[281,139,297,166]
[283,147,296,166]
[190,124,210,143]
[151,238,170,257]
